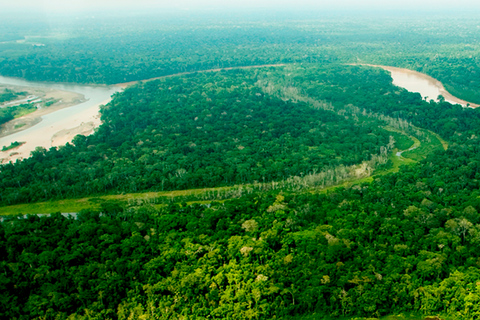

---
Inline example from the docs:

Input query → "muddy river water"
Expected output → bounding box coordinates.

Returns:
[0,76,120,162]
[372,65,478,108]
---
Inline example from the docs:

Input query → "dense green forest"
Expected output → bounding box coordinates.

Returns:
[259,64,480,144]
[0,67,393,204]
[1,11,480,103]
[4,148,480,319]
[3,8,480,320]
[3,63,480,319]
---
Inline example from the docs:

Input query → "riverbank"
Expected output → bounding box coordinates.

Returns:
[0,84,86,138]
[359,64,479,108]
[0,78,120,164]
[0,65,288,164]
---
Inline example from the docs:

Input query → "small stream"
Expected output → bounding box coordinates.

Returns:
[396,145,418,160]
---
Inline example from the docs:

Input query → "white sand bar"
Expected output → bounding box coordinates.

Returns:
[0,76,120,163]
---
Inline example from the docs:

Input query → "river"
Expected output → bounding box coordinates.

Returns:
[368,65,478,108]
[0,76,120,162]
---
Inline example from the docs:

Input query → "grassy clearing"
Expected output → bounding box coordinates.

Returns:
[0,199,99,216]
[0,186,237,216]
[374,126,419,173]
[0,124,448,216]
[430,130,448,151]
[384,126,417,151]
[13,106,37,118]
[320,125,445,194]
[401,130,444,161]
[379,126,444,168]
[374,148,416,176]
[317,175,374,194]
[382,125,444,162]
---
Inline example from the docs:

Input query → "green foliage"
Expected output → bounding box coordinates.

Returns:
[1,141,24,152]
[260,64,480,147]
[0,102,36,126]
[0,88,26,103]
[3,63,480,319]
[0,68,393,205]
[4,156,480,319]
[4,11,480,320]
[1,12,480,107]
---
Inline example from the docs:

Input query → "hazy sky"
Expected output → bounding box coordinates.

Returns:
[3,0,480,12]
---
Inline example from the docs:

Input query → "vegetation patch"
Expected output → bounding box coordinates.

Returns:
[1,140,25,152]
[0,102,36,126]
[0,88,26,104]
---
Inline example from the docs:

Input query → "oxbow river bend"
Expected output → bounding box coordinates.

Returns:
[0,76,120,163]
[0,65,476,163]
[370,65,479,107]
